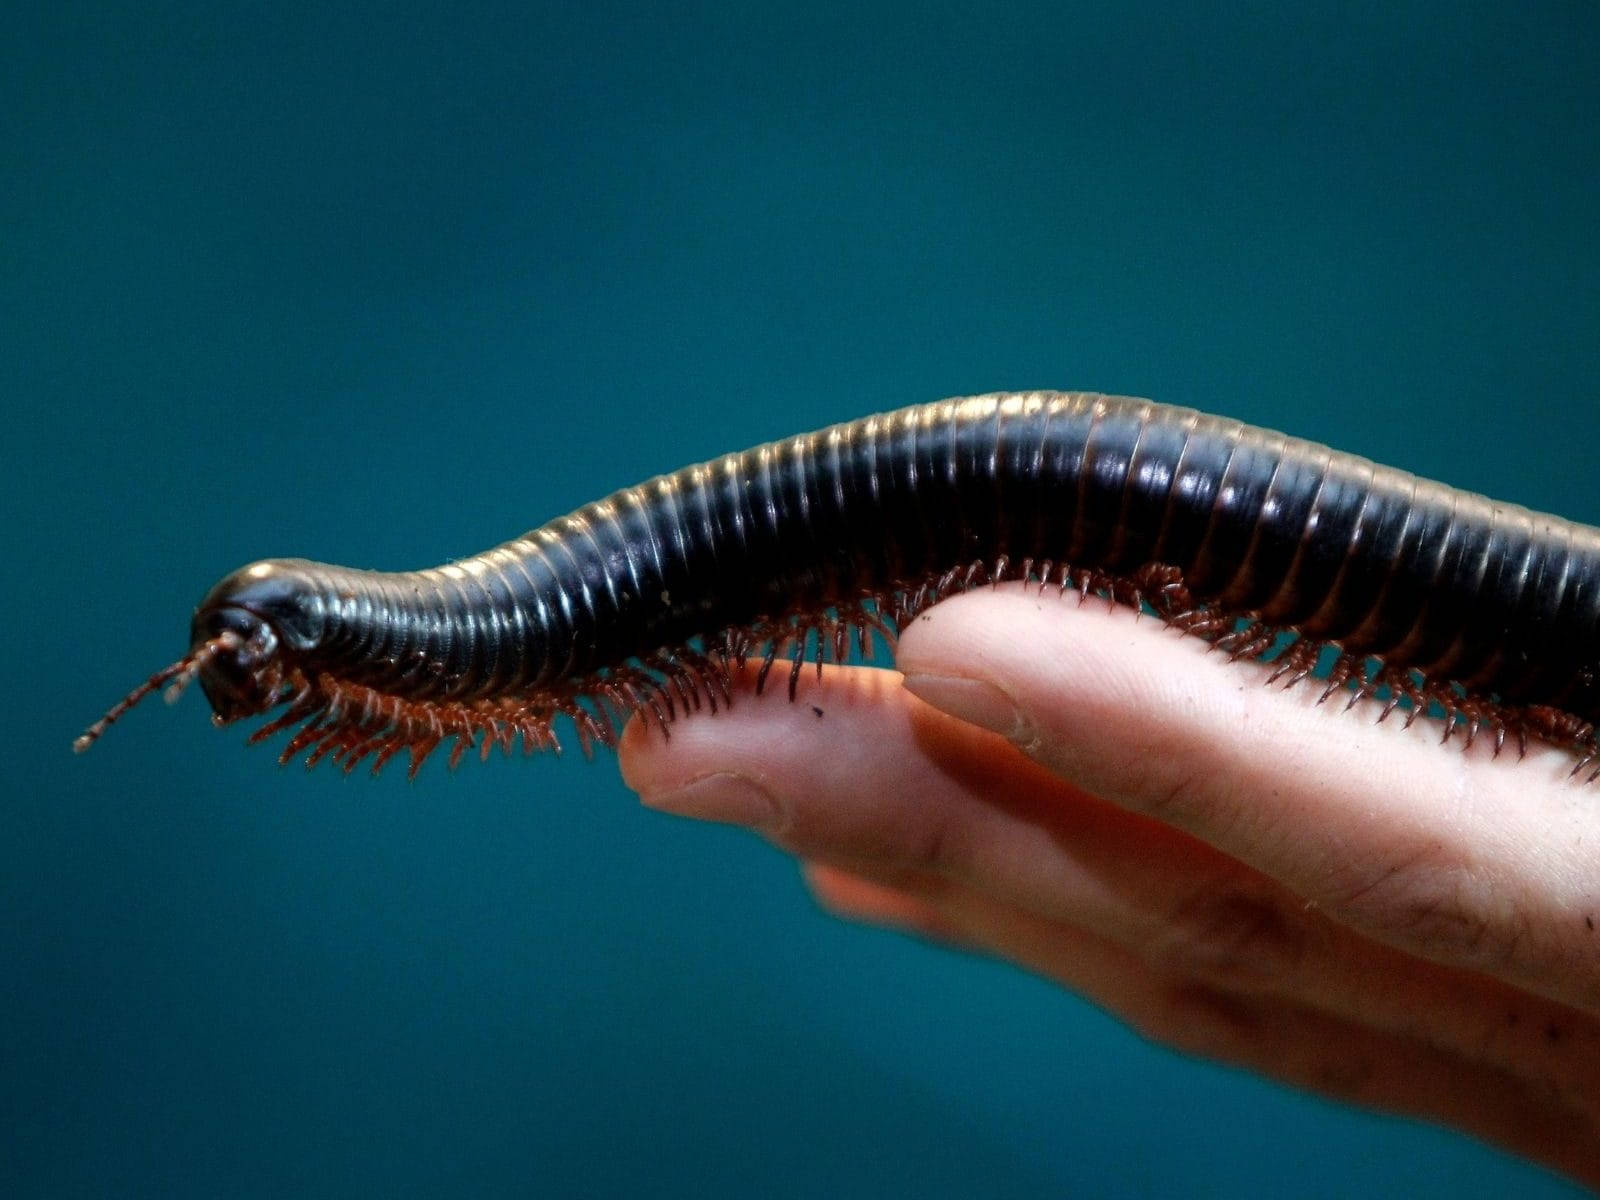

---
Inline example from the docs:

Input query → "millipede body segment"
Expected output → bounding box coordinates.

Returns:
[77,392,1600,777]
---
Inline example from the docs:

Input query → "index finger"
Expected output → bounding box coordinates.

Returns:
[895,585,1600,1016]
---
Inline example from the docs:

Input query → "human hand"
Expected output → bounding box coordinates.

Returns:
[619,585,1600,1187]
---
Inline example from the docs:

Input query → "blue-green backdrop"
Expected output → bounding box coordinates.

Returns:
[6,3,1597,1197]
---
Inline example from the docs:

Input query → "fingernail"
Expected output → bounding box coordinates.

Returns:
[901,673,1024,740]
[640,772,782,831]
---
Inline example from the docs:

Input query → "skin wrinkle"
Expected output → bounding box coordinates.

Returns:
[1305,780,1564,997]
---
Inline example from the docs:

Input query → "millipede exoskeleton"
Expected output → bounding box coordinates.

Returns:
[76,392,1600,778]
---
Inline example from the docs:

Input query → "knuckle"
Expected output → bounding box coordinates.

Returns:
[1146,877,1308,983]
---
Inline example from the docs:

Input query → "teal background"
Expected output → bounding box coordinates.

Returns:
[6,3,1598,1197]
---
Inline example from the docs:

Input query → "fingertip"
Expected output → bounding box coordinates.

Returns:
[618,661,926,823]
[900,586,1353,773]
[615,662,810,794]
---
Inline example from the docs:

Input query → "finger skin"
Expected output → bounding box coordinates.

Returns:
[891,585,1600,1015]
[801,861,1600,1189]
[617,590,1600,1185]
[620,656,1600,1123]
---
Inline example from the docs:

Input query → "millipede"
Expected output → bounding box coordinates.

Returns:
[76,392,1600,779]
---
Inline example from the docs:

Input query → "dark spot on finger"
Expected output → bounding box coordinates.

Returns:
[811,706,825,718]
[1546,1022,1564,1044]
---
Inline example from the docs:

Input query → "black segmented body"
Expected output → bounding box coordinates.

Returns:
[77,392,1600,772]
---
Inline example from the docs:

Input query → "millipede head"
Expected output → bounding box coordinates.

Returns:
[74,630,242,753]
[76,558,332,754]
[74,607,287,753]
